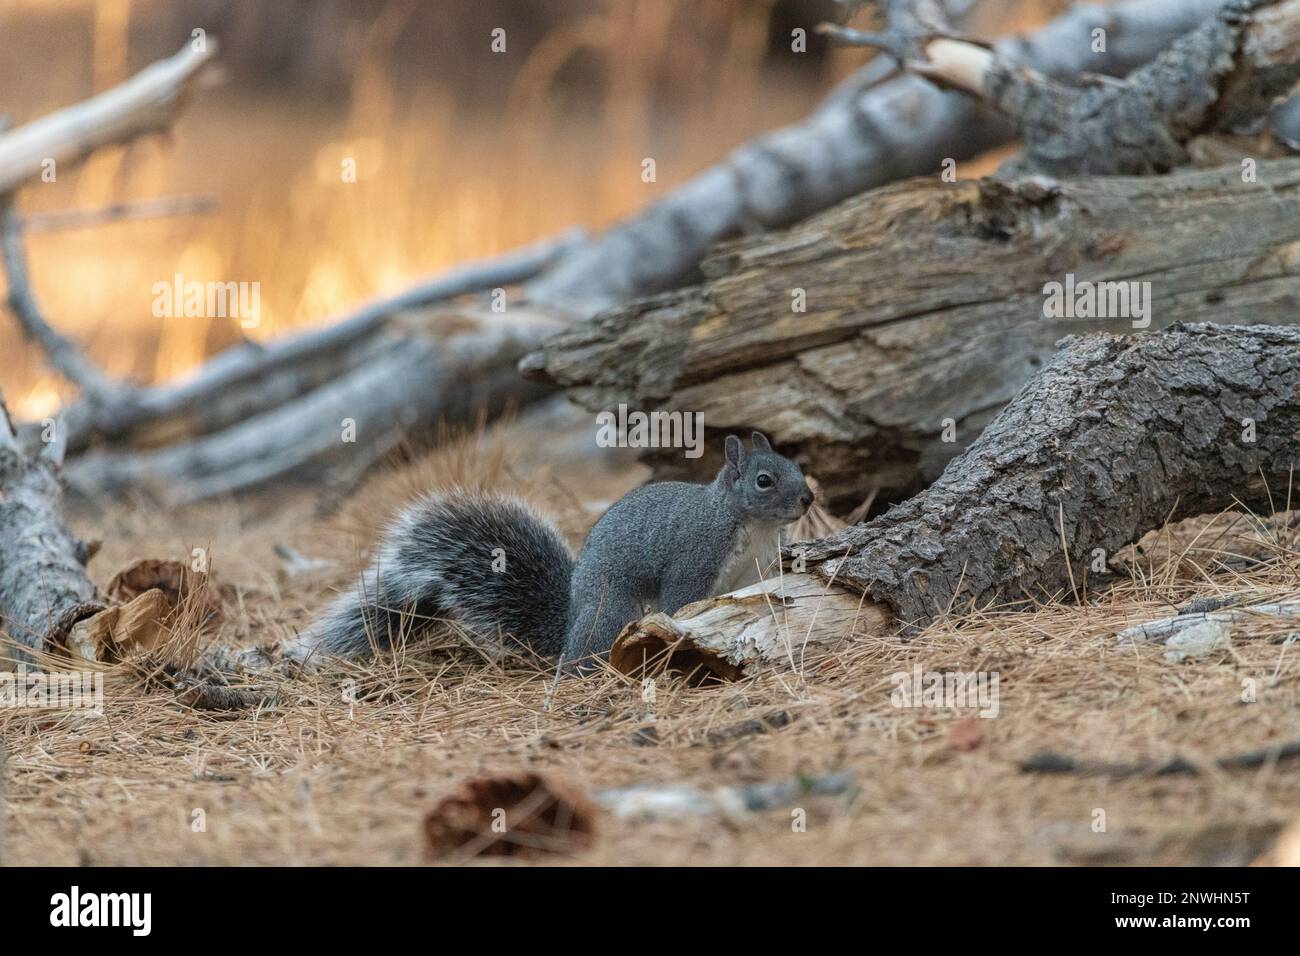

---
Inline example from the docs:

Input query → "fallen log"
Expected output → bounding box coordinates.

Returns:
[610,323,1300,678]
[525,159,1300,510]
[0,401,103,665]
[65,306,566,504]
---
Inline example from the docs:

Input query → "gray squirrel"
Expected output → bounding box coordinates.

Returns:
[285,432,812,670]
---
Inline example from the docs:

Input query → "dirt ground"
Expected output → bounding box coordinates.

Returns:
[3,408,1299,867]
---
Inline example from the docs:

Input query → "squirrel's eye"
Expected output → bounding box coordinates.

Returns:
[756,473,774,489]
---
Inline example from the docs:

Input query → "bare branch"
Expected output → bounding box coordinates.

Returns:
[0,41,217,195]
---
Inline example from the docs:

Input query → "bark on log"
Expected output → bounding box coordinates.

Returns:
[612,323,1300,671]
[800,322,1300,626]
[525,158,1300,510]
[0,403,103,665]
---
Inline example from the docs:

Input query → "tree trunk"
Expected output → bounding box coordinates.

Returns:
[524,158,1300,511]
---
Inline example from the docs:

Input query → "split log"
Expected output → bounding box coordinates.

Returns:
[525,158,1300,510]
[612,323,1300,675]
[0,401,103,665]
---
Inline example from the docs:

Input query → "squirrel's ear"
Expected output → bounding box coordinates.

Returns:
[724,434,744,474]
[751,431,772,453]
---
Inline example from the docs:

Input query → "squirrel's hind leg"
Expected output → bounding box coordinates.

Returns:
[562,582,642,671]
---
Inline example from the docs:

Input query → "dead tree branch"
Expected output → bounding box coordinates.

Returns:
[0,41,217,195]
[22,194,216,233]
[524,0,1227,315]
[825,0,1300,175]
[58,229,585,456]
[65,306,567,505]
[1,198,129,404]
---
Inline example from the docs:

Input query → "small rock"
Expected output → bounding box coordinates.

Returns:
[1164,620,1232,663]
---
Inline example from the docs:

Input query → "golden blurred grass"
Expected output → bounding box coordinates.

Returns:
[1,0,834,418]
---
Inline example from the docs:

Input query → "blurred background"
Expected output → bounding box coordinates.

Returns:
[0,0,1046,420]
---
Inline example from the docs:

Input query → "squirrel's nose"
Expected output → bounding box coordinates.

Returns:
[799,486,814,511]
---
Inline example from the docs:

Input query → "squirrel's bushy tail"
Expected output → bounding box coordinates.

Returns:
[287,490,573,664]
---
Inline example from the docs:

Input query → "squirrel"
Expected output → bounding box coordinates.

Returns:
[285,432,812,671]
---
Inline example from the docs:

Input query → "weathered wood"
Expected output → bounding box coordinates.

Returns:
[798,322,1300,627]
[828,0,1300,176]
[66,307,567,505]
[0,401,103,665]
[610,572,890,682]
[0,42,216,196]
[525,159,1300,510]
[608,323,1300,663]
[58,229,584,455]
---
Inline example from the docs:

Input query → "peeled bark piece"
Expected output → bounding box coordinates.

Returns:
[525,159,1300,509]
[63,589,173,662]
[609,573,892,682]
[423,772,596,859]
[106,558,227,636]
[798,323,1300,629]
